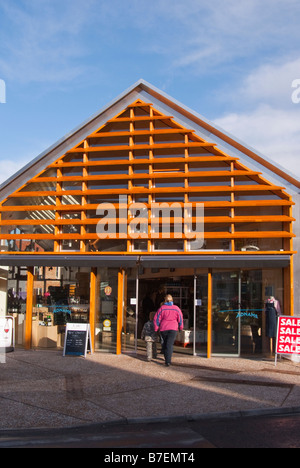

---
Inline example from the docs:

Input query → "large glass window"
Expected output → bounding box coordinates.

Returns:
[5,264,286,357]
[93,268,119,353]
[122,269,138,353]
[31,267,90,348]
[7,266,27,347]
[212,271,240,355]
[194,273,208,355]
[211,268,284,356]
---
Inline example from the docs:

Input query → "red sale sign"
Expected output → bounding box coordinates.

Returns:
[276,316,300,356]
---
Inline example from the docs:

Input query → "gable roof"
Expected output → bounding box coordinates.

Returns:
[0,92,295,258]
[1,78,299,202]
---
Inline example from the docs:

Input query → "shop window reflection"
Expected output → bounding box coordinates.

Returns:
[94,268,119,353]
[31,267,90,348]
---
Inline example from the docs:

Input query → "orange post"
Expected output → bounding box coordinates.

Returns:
[89,267,97,352]
[116,269,125,355]
[207,269,212,359]
[25,267,34,350]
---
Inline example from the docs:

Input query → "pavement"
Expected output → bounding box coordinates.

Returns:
[1,348,300,431]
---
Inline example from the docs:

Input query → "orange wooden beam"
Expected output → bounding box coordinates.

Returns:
[25,267,34,350]
[35,169,262,183]
[88,129,195,138]
[207,269,212,359]
[0,231,295,241]
[89,267,97,352]
[1,214,294,227]
[8,184,285,199]
[116,269,125,355]
[66,142,218,154]
[0,199,294,213]
[48,156,239,168]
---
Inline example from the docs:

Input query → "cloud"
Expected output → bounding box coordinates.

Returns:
[0,158,30,184]
[234,57,300,109]
[158,0,300,74]
[212,55,300,179]
[0,0,300,183]
[0,0,98,84]
[214,104,300,177]
[1,0,300,86]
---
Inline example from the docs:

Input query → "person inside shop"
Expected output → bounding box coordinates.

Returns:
[139,291,155,337]
[154,294,184,367]
[142,291,155,321]
[141,311,158,362]
[155,286,166,310]
[265,295,281,353]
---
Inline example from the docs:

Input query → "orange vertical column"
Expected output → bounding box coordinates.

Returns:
[54,165,62,252]
[290,256,294,316]
[89,267,97,352]
[289,199,294,316]
[116,269,125,355]
[81,140,89,253]
[25,267,34,350]
[283,197,294,316]
[207,269,212,359]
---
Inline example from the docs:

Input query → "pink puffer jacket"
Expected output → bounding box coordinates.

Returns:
[154,303,184,332]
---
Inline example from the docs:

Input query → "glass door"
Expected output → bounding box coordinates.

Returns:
[194,273,208,355]
[240,270,263,355]
[193,269,266,357]
[212,271,240,356]
[122,268,138,353]
[94,268,119,353]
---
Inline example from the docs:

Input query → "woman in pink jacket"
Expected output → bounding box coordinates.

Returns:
[154,294,184,367]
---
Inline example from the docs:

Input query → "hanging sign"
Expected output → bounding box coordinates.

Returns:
[0,316,15,352]
[63,323,92,358]
[276,316,300,364]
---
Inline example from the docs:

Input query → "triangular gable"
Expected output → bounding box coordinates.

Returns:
[1,79,300,200]
[0,98,295,255]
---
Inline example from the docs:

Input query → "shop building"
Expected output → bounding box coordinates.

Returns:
[0,80,299,357]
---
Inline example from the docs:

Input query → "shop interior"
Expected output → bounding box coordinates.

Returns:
[6,265,283,356]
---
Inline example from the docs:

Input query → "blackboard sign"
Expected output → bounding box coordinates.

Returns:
[63,323,92,358]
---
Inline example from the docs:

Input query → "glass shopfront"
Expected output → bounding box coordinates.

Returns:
[93,267,119,353]
[136,267,284,357]
[31,267,91,348]
[7,266,27,347]
[0,92,295,358]
[210,268,283,356]
[6,264,284,357]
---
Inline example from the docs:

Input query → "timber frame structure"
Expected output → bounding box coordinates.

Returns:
[0,99,296,256]
[0,80,299,355]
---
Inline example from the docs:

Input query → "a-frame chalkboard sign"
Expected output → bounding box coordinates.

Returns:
[63,323,92,358]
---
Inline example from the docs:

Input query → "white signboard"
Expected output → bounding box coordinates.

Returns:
[0,316,14,351]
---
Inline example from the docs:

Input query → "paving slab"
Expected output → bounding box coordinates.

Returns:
[0,349,300,430]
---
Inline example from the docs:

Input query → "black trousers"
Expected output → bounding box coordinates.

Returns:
[160,330,178,365]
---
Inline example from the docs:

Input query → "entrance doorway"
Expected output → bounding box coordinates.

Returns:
[138,272,196,356]
[124,267,276,358]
